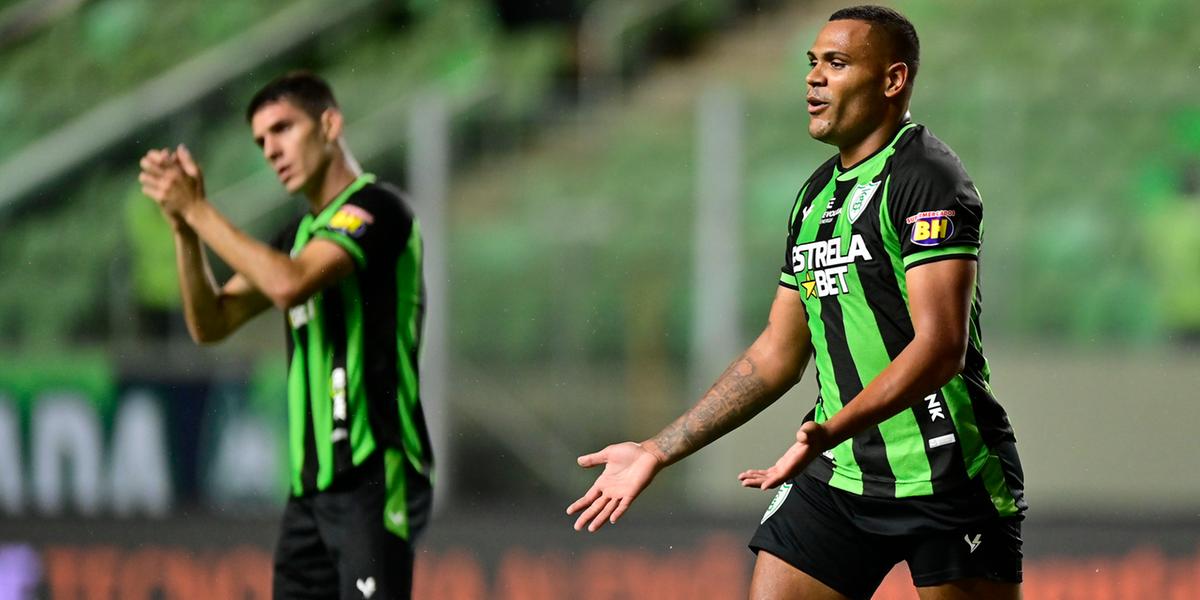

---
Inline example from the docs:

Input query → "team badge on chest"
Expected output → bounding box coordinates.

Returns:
[846,180,880,224]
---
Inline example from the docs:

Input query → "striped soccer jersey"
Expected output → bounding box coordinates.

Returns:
[274,173,433,539]
[780,122,1022,516]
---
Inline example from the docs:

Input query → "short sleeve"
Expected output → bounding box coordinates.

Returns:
[780,189,809,290]
[271,214,303,253]
[887,162,983,271]
[312,187,413,271]
[780,236,799,290]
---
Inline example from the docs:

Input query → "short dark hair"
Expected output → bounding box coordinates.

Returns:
[245,70,339,123]
[829,5,920,84]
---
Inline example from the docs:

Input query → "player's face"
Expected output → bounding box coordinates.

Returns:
[250,100,335,195]
[805,19,893,148]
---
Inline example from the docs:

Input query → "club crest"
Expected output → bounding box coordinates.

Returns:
[847,181,880,224]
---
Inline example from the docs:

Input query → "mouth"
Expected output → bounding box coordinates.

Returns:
[275,165,291,181]
[807,96,830,115]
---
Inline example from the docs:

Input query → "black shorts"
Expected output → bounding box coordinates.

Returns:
[273,451,431,600]
[749,473,1022,600]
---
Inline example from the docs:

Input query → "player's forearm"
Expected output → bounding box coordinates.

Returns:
[643,341,802,466]
[183,201,302,309]
[820,334,965,448]
[173,228,233,343]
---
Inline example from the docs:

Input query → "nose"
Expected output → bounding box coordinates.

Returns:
[805,63,824,88]
[263,137,282,163]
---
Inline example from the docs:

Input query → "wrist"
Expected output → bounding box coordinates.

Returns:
[636,440,671,469]
[173,221,197,239]
[181,198,206,228]
[807,419,840,451]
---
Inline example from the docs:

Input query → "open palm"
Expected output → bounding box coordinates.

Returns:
[737,421,829,490]
[567,442,662,532]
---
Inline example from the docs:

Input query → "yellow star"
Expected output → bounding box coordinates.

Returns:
[800,277,817,298]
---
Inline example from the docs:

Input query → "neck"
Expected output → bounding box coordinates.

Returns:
[838,109,910,170]
[305,141,362,213]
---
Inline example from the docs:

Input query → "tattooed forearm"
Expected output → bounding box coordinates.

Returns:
[648,354,777,465]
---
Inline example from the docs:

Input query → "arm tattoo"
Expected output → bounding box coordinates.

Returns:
[650,354,773,464]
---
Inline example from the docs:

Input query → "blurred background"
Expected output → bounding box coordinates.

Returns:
[1,0,1198,597]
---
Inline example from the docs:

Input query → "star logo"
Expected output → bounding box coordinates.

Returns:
[800,276,817,298]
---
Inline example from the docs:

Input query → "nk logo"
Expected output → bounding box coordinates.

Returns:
[906,210,956,246]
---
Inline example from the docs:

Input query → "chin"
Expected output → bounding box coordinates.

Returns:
[284,178,307,195]
[808,121,835,143]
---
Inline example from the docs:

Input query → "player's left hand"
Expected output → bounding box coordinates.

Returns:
[737,421,830,490]
[139,144,206,218]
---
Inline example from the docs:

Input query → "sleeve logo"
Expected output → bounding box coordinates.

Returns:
[905,210,955,246]
[328,205,375,238]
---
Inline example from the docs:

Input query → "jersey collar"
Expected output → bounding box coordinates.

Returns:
[834,121,917,182]
[301,173,376,234]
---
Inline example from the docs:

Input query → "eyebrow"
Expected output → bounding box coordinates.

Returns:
[252,119,291,147]
[807,50,853,61]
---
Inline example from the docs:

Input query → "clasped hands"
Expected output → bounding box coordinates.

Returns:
[138,144,206,227]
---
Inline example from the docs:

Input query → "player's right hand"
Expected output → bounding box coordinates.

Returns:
[139,148,189,232]
[567,442,662,532]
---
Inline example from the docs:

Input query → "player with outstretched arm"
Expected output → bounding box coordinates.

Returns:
[568,7,1025,600]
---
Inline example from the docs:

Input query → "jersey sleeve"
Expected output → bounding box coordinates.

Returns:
[270,215,303,253]
[780,235,799,290]
[779,187,809,290]
[312,189,413,270]
[887,162,983,271]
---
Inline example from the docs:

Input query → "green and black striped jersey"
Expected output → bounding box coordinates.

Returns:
[274,173,433,537]
[780,123,1023,516]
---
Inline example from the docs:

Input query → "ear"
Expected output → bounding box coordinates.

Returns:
[883,62,909,99]
[320,108,344,142]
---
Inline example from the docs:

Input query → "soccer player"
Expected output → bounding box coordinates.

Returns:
[567,6,1025,599]
[138,71,433,600]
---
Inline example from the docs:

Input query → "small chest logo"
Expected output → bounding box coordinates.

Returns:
[847,181,880,224]
[906,210,956,246]
[801,202,815,223]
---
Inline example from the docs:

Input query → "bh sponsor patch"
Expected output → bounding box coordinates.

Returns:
[328,205,375,238]
[905,210,955,246]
